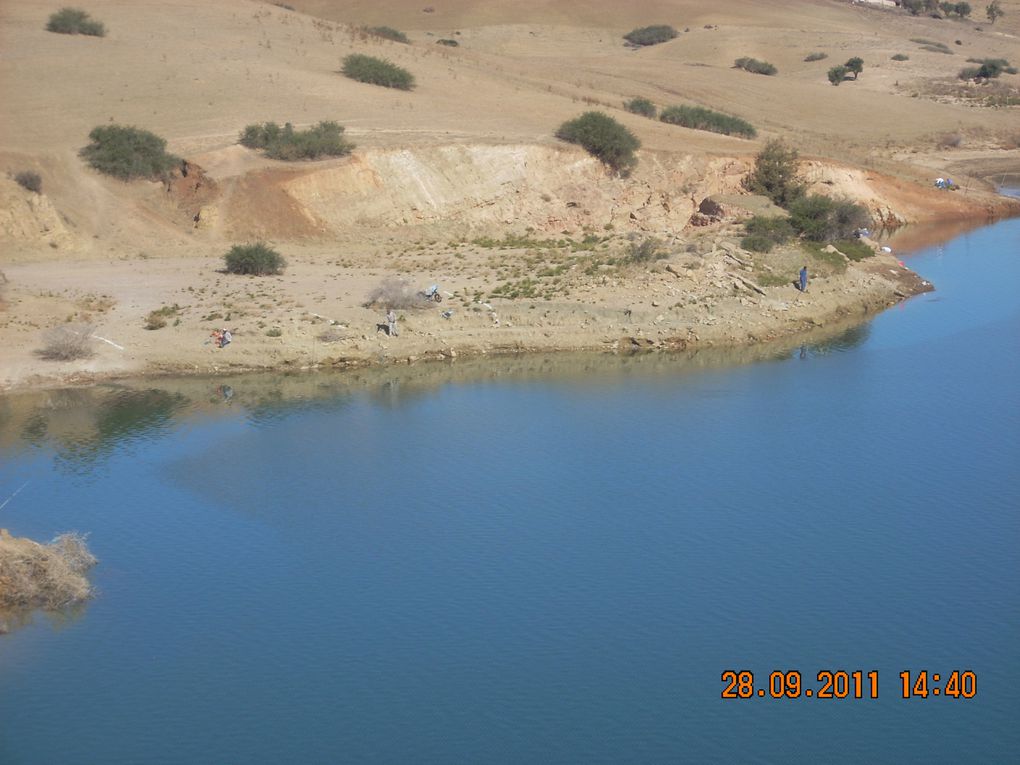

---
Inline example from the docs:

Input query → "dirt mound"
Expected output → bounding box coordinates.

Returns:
[0,177,74,249]
[0,528,97,616]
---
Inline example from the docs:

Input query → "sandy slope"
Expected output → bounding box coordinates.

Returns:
[1,0,1018,389]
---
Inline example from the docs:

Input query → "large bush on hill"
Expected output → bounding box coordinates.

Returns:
[555,111,640,174]
[224,243,287,275]
[788,195,871,242]
[659,105,756,138]
[623,25,678,46]
[341,54,415,89]
[239,121,354,160]
[80,125,179,180]
[744,140,804,208]
[46,8,105,36]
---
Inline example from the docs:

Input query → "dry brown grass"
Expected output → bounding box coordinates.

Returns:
[36,322,96,360]
[363,276,431,309]
[0,530,98,611]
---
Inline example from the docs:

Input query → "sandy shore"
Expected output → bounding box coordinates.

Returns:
[0,221,939,392]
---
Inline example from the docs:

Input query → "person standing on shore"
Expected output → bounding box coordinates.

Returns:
[386,309,398,337]
[799,266,808,293]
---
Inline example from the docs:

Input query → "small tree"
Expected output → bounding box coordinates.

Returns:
[986,1,1004,24]
[955,2,972,17]
[828,65,848,86]
[744,140,804,208]
[224,243,287,275]
[46,7,105,36]
[555,112,640,175]
[845,57,864,80]
[80,125,179,180]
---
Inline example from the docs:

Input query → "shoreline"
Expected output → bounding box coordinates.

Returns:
[1,241,933,394]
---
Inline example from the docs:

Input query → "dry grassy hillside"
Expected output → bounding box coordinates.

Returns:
[0,0,1017,251]
[0,0,1017,389]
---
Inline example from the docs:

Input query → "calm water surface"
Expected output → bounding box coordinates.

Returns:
[1,218,1018,763]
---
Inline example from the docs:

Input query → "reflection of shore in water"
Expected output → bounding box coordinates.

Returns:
[0,316,879,460]
[795,323,871,360]
[879,218,991,255]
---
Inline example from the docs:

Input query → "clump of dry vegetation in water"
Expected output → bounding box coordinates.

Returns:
[36,322,96,360]
[0,529,98,612]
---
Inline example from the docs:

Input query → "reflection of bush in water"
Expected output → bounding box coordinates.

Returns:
[15,389,190,471]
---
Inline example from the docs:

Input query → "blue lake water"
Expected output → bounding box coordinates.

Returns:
[1,217,1018,763]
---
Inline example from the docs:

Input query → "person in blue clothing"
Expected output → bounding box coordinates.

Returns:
[799,265,808,293]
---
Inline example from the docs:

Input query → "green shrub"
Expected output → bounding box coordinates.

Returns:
[788,195,871,242]
[144,305,179,331]
[960,58,1012,79]
[366,26,409,43]
[341,54,415,90]
[741,235,774,253]
[623,25,678,47]
[831,238,874,261]
[744,139,804,208]
[627,237,666,262]
[46,8,105,36]
[79,125,179,180]
[892,53,910,61]
[555,111,640,174]
[624,97,657,118]
[239,121,354,160]
[659,105,756,138]
[741,215,795,252]
[828,65,849,85]
[734,57,777,76]
[804,52,828,62]
[224,243,287,275]
[911,38,953,54]
[14,171,42,193]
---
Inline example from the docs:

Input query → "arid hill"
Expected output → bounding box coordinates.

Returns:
[0,0,1017,389]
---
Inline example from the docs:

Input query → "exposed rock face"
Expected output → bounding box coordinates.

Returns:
[165,160,218,226]
[0,178,73,249]
[212,145,750,239]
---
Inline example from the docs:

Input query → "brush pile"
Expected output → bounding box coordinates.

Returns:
[0,529,97,611]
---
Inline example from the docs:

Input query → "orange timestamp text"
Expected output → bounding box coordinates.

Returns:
[721,670,977,700]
